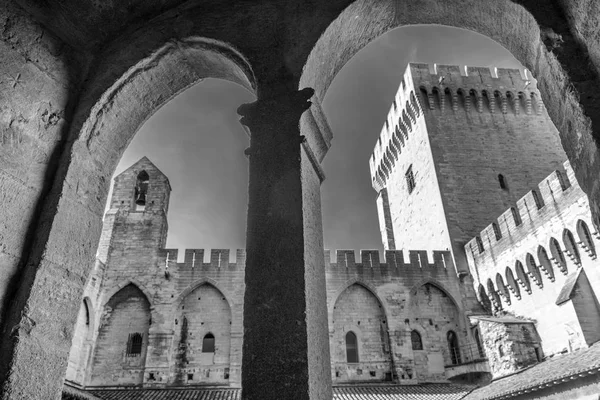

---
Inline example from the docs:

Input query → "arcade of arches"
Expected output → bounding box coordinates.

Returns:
[2,1,600,399]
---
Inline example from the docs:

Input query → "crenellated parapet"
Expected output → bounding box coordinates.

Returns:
[153,248,456,276]
[157,248,247,271]
[324,249,455,275]
[369,63,424,192]
[466,160,577,257]
[410,63,543,116]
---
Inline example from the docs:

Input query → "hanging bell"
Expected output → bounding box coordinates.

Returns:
[135,192,146,206]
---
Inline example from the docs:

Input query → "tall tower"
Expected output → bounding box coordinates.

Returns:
[370,63,567,271]
[96,156,171,265]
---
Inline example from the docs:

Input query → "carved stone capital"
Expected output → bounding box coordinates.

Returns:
[237,87,314,134]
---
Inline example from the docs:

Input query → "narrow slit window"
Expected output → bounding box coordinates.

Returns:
[476,236,484,253]
[492,222,502,240]
[511,207,522,226]
[405,165,416,194]
[532,190,544,209]
[498,174,507,189]
[83,300,90,326]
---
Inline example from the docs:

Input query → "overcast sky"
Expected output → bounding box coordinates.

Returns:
[112,25,523,260]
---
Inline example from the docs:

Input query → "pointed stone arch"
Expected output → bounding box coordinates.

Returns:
[101,279,154,311]
[172,281,232,385]
[408,278,461,312]
[89,283,152,386]
[331,282,392,382]
[174,277,234,311]
[329,279,389,322]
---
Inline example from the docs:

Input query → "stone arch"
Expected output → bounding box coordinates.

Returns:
[550,237,568,274]
[101,279,154,311]
[331,283,392,382]
[505,266,521,299]
[563,228,582,266]
[330,279,389,322]
[515,261,532,294]
[174,277,234,312]
[409,281,464,365]
[408,278,461,312]
[526,253,543,288]
[300,0,598,224]
[477,283,492,313]
[89,283,151,386]
[65,297,95,384]
[172,282,232,385]
[487,278,501,311]
[576,219,596,258]
[538,245,556,282]
[496,273,511,304]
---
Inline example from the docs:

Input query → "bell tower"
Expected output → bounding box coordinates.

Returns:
[96,157,171,264]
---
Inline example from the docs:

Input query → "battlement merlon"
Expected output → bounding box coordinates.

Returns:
[466,160,582,256]
[153,248,459,275]
[324,249,459,275]
[158,248,247,270]
[408,63,531,90]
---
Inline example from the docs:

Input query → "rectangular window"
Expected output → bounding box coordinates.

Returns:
[405,165,416,194]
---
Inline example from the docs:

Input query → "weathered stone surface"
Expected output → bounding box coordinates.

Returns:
[1,1,600,399]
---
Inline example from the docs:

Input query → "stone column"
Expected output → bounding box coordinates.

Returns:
[239,88,332,400]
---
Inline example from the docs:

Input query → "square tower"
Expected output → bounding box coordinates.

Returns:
[370,63,568,272]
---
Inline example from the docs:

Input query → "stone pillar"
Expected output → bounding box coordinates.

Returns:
[239,88,332,400]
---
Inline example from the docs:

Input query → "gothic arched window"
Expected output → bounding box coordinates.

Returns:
[346,331,359,363]
[134,170,150,211]
[411,330,423,350]
[202,333,215,353]
[447,331,461,365]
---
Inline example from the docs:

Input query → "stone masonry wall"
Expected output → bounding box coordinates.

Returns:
[173,284,232,385]
[416,63,567,271]
[477,319,541,379]
[331,284,392,382]
[370,65,452,257]
[89,284,151,386]
[66,158,487,389]
[466,161,600,357]
[0,2,85,327]
[324,249,485,383]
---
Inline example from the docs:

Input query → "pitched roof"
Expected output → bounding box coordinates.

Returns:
[473,316,535,325]
[81,384,473,400]
[116,156,171,189]
[555,269,582,305]
[88,388,241,400]
[333,384,473,399]
[462,341,600,400]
